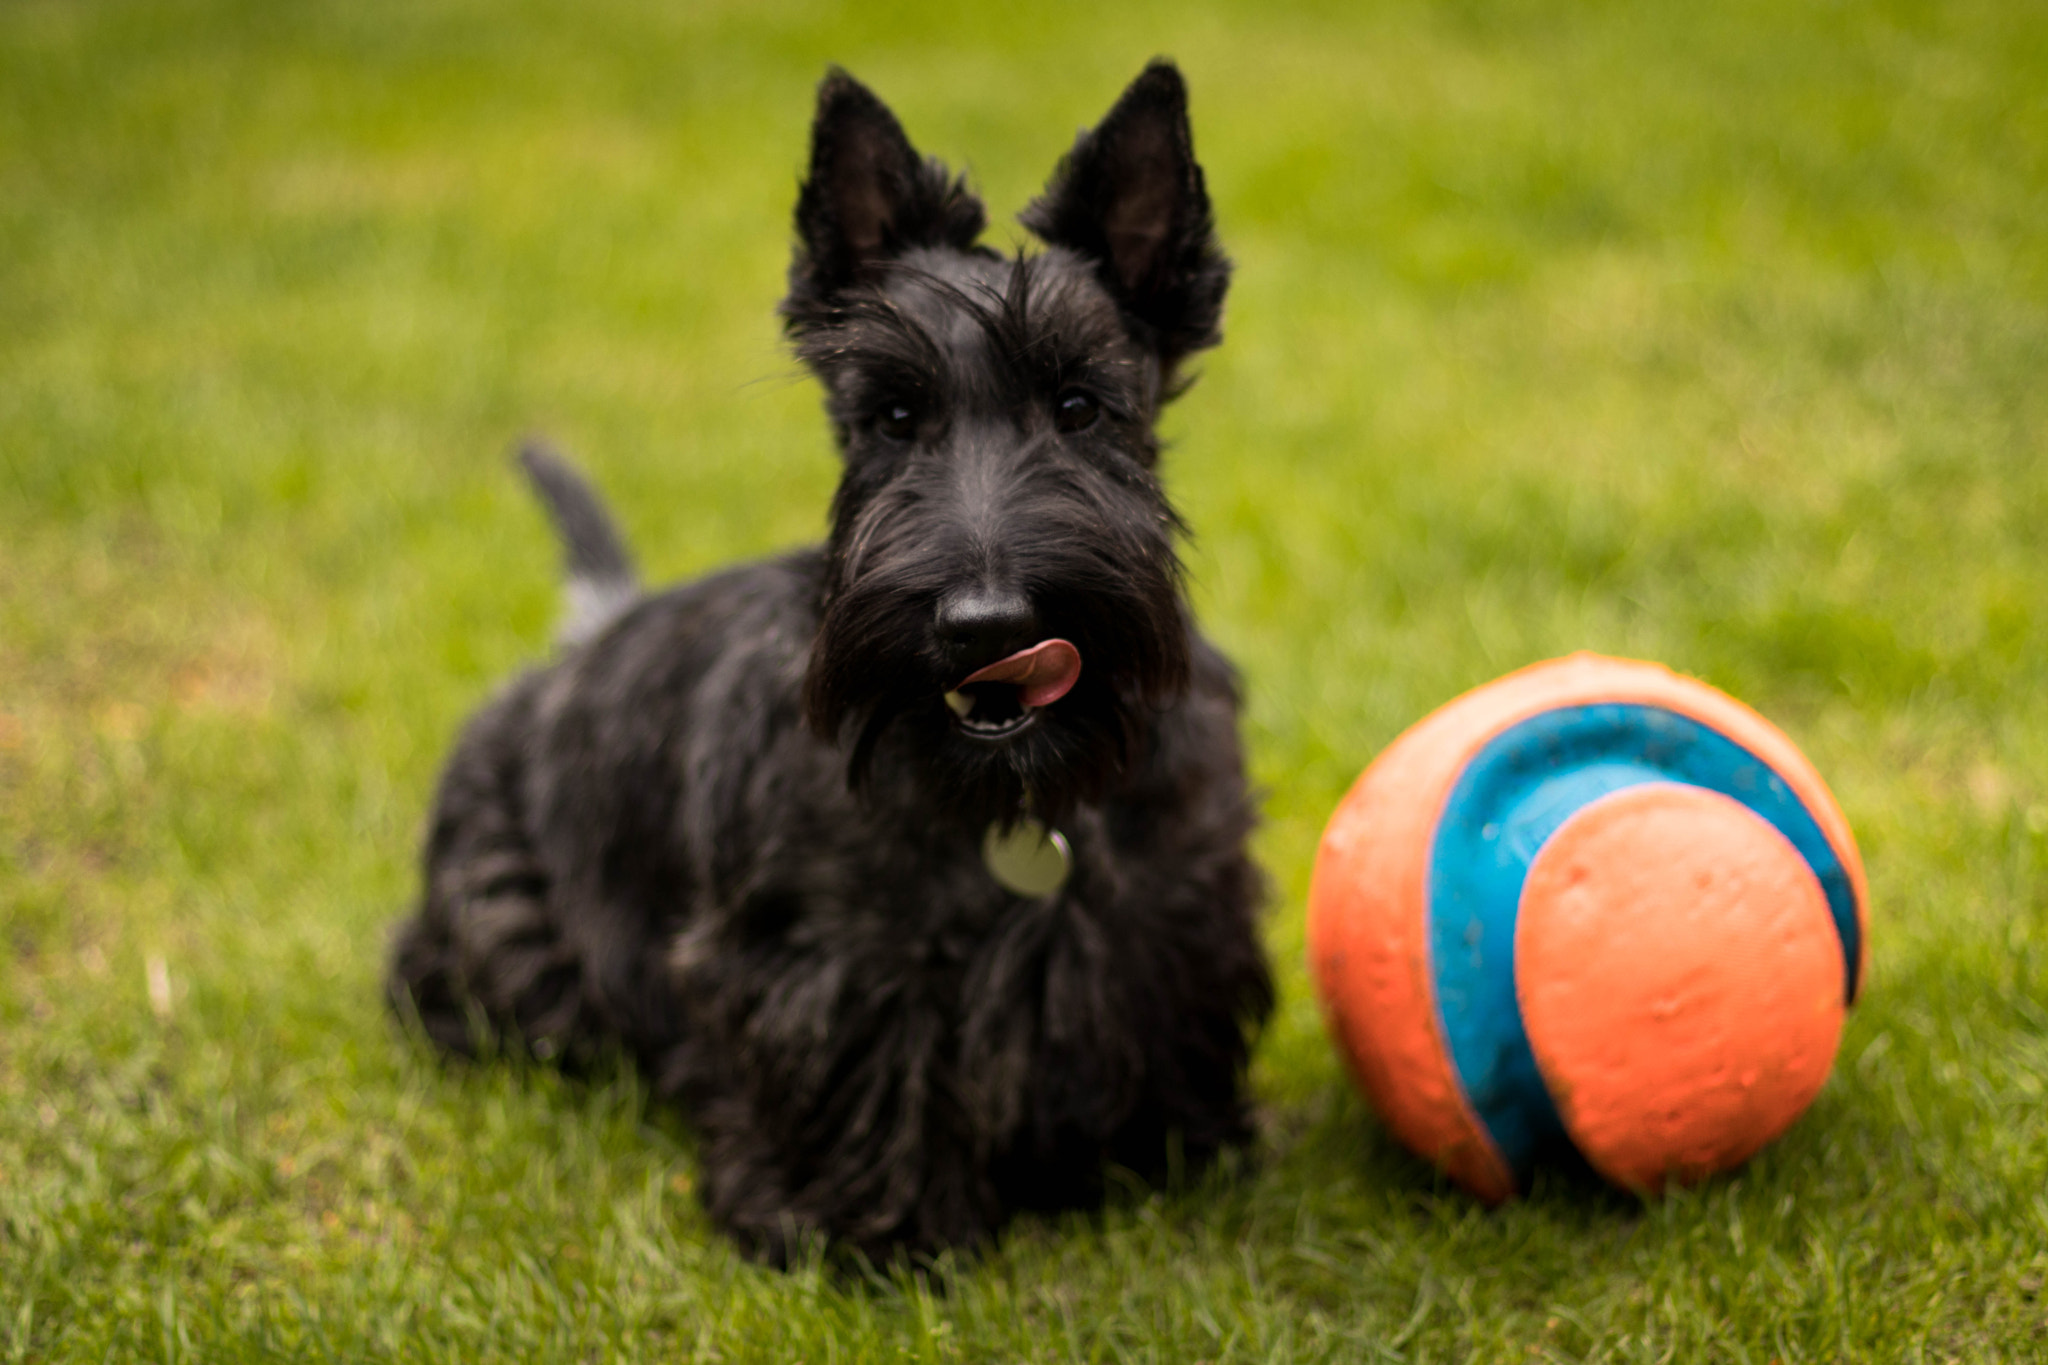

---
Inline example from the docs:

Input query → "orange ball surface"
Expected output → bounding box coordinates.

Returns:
[1516,783,1846,1190]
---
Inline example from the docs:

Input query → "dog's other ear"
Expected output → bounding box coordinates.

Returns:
[1022,60,1231,379]
[786,69,987,313]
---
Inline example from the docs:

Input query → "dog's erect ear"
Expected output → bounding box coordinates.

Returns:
[1021,60,1231,376]
[786,69,987,312]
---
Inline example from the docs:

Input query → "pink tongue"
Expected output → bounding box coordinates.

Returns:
[959,639,1082,709]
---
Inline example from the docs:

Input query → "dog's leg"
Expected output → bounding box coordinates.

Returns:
[688,1069,997,1265]
[655,908,1002,1263]
[1098,687,1274,1181]
[389,679,601,1065]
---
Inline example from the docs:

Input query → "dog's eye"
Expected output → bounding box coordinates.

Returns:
[875,403,919,442]
[1053,389,1100,434]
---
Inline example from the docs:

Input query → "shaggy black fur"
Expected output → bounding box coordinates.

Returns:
[388,60,1272,1263]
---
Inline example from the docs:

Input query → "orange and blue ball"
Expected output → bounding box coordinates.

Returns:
[1307,654,1867,1200]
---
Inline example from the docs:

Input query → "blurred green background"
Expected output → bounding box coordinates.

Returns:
[3,0,2046,1358]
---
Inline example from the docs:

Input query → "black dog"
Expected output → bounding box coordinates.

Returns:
[389,60,1272,1263]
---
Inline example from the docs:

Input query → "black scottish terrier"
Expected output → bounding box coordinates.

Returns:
[389,60,1272,1262]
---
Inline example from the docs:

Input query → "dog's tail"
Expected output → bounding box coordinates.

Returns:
[517,438,640,649]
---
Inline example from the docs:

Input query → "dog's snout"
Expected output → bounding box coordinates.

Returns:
[934,586,1039,666]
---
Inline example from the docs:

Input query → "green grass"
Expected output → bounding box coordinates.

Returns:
[4,0,2046,1357]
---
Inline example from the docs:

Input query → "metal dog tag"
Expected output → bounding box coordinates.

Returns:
[982,819,1071,898]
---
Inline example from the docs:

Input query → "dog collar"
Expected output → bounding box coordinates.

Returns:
[982,818,1071,898]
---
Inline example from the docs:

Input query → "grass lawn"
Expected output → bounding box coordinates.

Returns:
[4,0,2047,1357]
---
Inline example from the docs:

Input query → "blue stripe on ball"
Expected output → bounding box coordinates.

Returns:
[1426,703,1862,1182]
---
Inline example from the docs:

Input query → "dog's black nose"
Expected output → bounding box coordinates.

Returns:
[934,587,1040,668]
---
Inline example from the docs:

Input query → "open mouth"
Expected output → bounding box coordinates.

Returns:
[943,639,1081,741]
[944,681,1036,738]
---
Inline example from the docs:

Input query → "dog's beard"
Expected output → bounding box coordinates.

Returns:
[803,570,1190,829]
